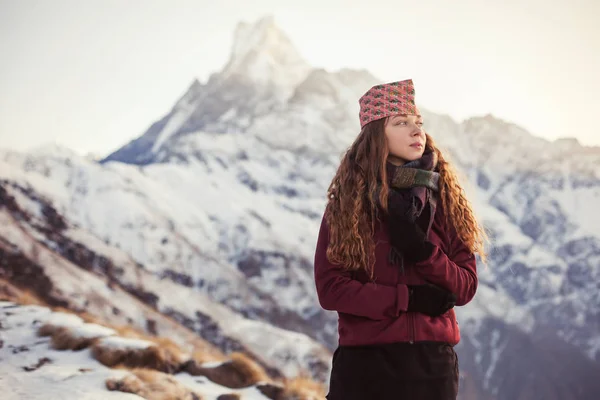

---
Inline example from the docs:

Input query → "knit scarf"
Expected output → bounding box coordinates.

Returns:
[382,149,440,265]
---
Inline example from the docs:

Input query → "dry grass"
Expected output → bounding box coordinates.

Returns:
[216,394,241,400]
[15,290,45,306]
[109,324,223,366]
[191,348,227,365]
[36,313,219,379]
[16,298,315,399]
[114,331,228,375]
[50,307,109,329]
[50,327,101,351]
[77,311,105,325]
[281,376,327,400]
[106,368,203,400]
[98,325,193,372]
[0,279,45,306]
[37,323,61,337]
[184,351,271,389]
[2,282,226,375]
[92,340,182,373]
[101,322,207,365]
[35,309,225,378]
[0,278,19,302]
[113,324,145,339]
[150,337,187,361]
[51,306,77,315]
[5,285,273,392]
[229,352,271,385]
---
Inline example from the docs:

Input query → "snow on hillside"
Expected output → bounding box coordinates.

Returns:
[0,301,142,400]
[0,301,299,400]
[0,142,326,323]
[0,175,332,381]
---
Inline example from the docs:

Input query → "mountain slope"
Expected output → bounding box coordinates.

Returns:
[0,174,331,382]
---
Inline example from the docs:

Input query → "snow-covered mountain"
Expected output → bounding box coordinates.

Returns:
[0,168,331,382]
[103,16,376,165]
[2,14,600,400]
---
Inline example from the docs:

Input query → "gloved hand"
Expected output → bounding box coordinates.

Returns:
[407,283,456,317]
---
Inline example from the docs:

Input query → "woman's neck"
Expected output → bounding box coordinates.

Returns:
[387,155,407,166]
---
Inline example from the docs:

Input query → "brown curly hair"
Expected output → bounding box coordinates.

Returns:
[324,118,489,279]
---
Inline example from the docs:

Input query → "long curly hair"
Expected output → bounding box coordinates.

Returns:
[324,118,489,279]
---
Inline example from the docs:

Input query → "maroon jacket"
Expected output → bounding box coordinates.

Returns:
[313,201,477,346]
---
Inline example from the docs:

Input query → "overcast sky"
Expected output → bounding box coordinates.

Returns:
[1,0,598,156]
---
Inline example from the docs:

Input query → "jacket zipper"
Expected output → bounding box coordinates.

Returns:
[401,253,415,345]
[411,312,416,344]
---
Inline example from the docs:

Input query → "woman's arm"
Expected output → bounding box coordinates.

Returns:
[313,215,409,319]
[414,229,477,307]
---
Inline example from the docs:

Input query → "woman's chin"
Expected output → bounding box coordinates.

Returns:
[404,153,423,161]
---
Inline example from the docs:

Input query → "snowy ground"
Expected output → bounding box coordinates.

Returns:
[0,301,274,400]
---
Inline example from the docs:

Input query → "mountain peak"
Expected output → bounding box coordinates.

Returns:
[220,15,311,88]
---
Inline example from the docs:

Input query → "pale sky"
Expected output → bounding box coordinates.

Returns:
[1,0,599,156]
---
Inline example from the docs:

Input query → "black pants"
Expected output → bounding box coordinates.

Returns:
[326,342,459,400]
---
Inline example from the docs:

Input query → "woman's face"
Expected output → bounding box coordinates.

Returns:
[384,114,426,165]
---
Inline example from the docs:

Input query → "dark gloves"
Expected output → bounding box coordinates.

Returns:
[407,283,456,317]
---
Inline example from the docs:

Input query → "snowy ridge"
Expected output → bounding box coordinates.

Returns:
[151,90,198,153]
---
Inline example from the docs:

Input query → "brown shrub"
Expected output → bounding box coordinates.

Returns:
[92,340,181,373]
[256,383,285,400]
[0,278,20,302]
[103,326,192,369]
[50,327,101,351]
[78,312,104,325]
[216,394,241,400]
[51,306,76,315]
[149,337,186,361]
[0,279,45,306]
[190,346,227,365]
[106,372,144,393]
[17,290,45,306]
[189,338,225,360]
[31,295,225,370]
[37,323,59,337]
[106,368,202,400]
[282,376,327,400]
[113,325,145,339]
[183,351,271,389]
[229,352,271,385]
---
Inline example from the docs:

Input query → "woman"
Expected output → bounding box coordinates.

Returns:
[314,79,488,399]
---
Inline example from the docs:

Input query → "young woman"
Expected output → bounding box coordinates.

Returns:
[314,79,488,399]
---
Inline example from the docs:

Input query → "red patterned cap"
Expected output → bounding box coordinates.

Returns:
[358,79,421,128]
